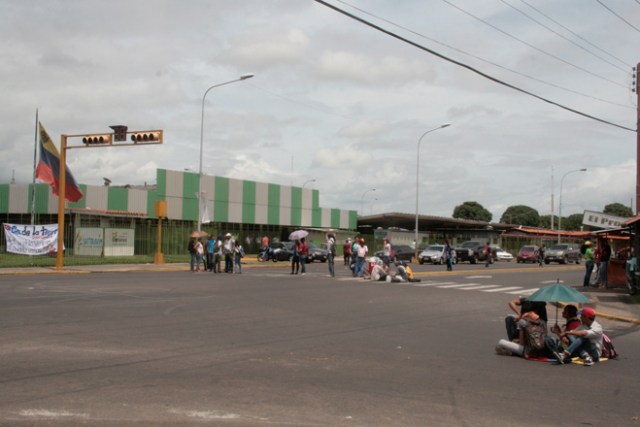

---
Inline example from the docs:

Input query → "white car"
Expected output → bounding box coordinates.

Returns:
[494,247,514,262]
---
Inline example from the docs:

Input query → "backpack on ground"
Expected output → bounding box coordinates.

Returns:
[524,319,547,354]
[601,334,618,359]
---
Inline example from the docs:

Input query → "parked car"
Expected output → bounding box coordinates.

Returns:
[374,244,414,263]
[268,242,294,262]
[493,247,514,262]
[516,245,539,263]
[307,242,329,263]
[418,244,457,265]
[544,244,581,265]
[455,241,483,264]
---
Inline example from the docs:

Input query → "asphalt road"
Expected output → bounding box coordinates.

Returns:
[1,261,639,426]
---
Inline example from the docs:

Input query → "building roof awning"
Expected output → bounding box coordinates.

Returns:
[68,208,148,218]
[502,226,591,239]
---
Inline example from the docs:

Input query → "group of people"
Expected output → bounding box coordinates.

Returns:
[582,240,612,289]
[188,233,245,274]
[496,296,606,366]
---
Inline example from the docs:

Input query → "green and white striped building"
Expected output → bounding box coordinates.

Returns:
[1,169,357,229]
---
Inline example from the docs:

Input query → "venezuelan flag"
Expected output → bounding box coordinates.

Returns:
[35,123,83,202]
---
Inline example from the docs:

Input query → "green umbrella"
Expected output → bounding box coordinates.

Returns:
[527,282,591,322]
[527,283,590,304]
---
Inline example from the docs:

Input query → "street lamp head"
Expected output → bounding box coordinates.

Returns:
[240,73,255,80]
[580,168,587,172]
[441,123,451,128]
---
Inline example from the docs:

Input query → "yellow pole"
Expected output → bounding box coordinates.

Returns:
[55,135,67,269]
[154,216,164,264]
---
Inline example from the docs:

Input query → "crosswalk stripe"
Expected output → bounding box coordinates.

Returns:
[482,286,523,293]
[458,285,501,290]
[506,288,539,295]
[436,283,480,288]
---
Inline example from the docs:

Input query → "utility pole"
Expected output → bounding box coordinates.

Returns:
[635,62,640,259]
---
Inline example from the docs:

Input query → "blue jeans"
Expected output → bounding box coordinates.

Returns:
[190,252,197,271]
[599,261,609,286]
[328,254,335,277]
[565,336,599,360]
[300,255,307,273]
[584,261,595,287]
[234,254,242,273]
[355,257,365,277]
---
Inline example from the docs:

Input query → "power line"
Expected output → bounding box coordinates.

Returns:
[518,0,631,69]
[313,0,636,133]
[596,0,640,33]
[334,0,633,110]
[440,0,626,89]
[501,0,629,73]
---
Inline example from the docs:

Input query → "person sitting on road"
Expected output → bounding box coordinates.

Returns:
[496,309,548,358]
[556,307,603,366]
[370,259,389,281]
[505,297,548,342]
[545,304,581,361]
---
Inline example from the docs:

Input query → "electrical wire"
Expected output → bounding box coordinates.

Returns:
[518,0,631,69]
[501,0,628,73]
[440,0,626,89]
[334,0,633,110]
[596,0,640,33]
[313,0,636,133]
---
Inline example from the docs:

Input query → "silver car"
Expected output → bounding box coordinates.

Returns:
[419,244,456,265]
[544,244,581,265]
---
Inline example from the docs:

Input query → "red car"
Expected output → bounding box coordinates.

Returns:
[516,245,539,263]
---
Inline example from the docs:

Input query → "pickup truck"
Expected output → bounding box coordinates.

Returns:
[455,241,487,264]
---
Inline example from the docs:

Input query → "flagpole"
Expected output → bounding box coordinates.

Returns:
[55,135,67,270]
[31,109,38,225]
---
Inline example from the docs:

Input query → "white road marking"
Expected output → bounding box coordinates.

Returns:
[506,288,539,295]
[482,286,524,293]
[458,285,501,290]
[436,283,480,288]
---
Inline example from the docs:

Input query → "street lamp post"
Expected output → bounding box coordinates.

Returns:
[557,168,587,243]
[198,73,254,231]
[415,123,451,259]
[302,179,316,190]
[360,188,376,216]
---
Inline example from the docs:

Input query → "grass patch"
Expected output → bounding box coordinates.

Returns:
[0,253,190,268]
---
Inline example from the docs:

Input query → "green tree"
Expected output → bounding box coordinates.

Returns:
[452,201,492,222]
[603,202,633,218]
[499,205,540,226]
[539,214,558,229]
[563,213,585,231]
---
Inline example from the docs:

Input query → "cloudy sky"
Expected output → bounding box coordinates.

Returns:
[1,0,638,222]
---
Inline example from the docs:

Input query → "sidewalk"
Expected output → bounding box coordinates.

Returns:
[1,262,638,324]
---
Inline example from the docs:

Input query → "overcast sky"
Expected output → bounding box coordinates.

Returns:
[1,0,638,222]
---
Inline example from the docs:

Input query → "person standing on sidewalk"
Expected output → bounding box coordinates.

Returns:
[343,239,352,266]
[583,241,595,287]
[298,238,309,275]
[188,237,197,272]
[206,235,216,272]
[599,240,612,289]
[194,239,204,272]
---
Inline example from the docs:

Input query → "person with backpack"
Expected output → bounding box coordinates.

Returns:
[495,310,548,358]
